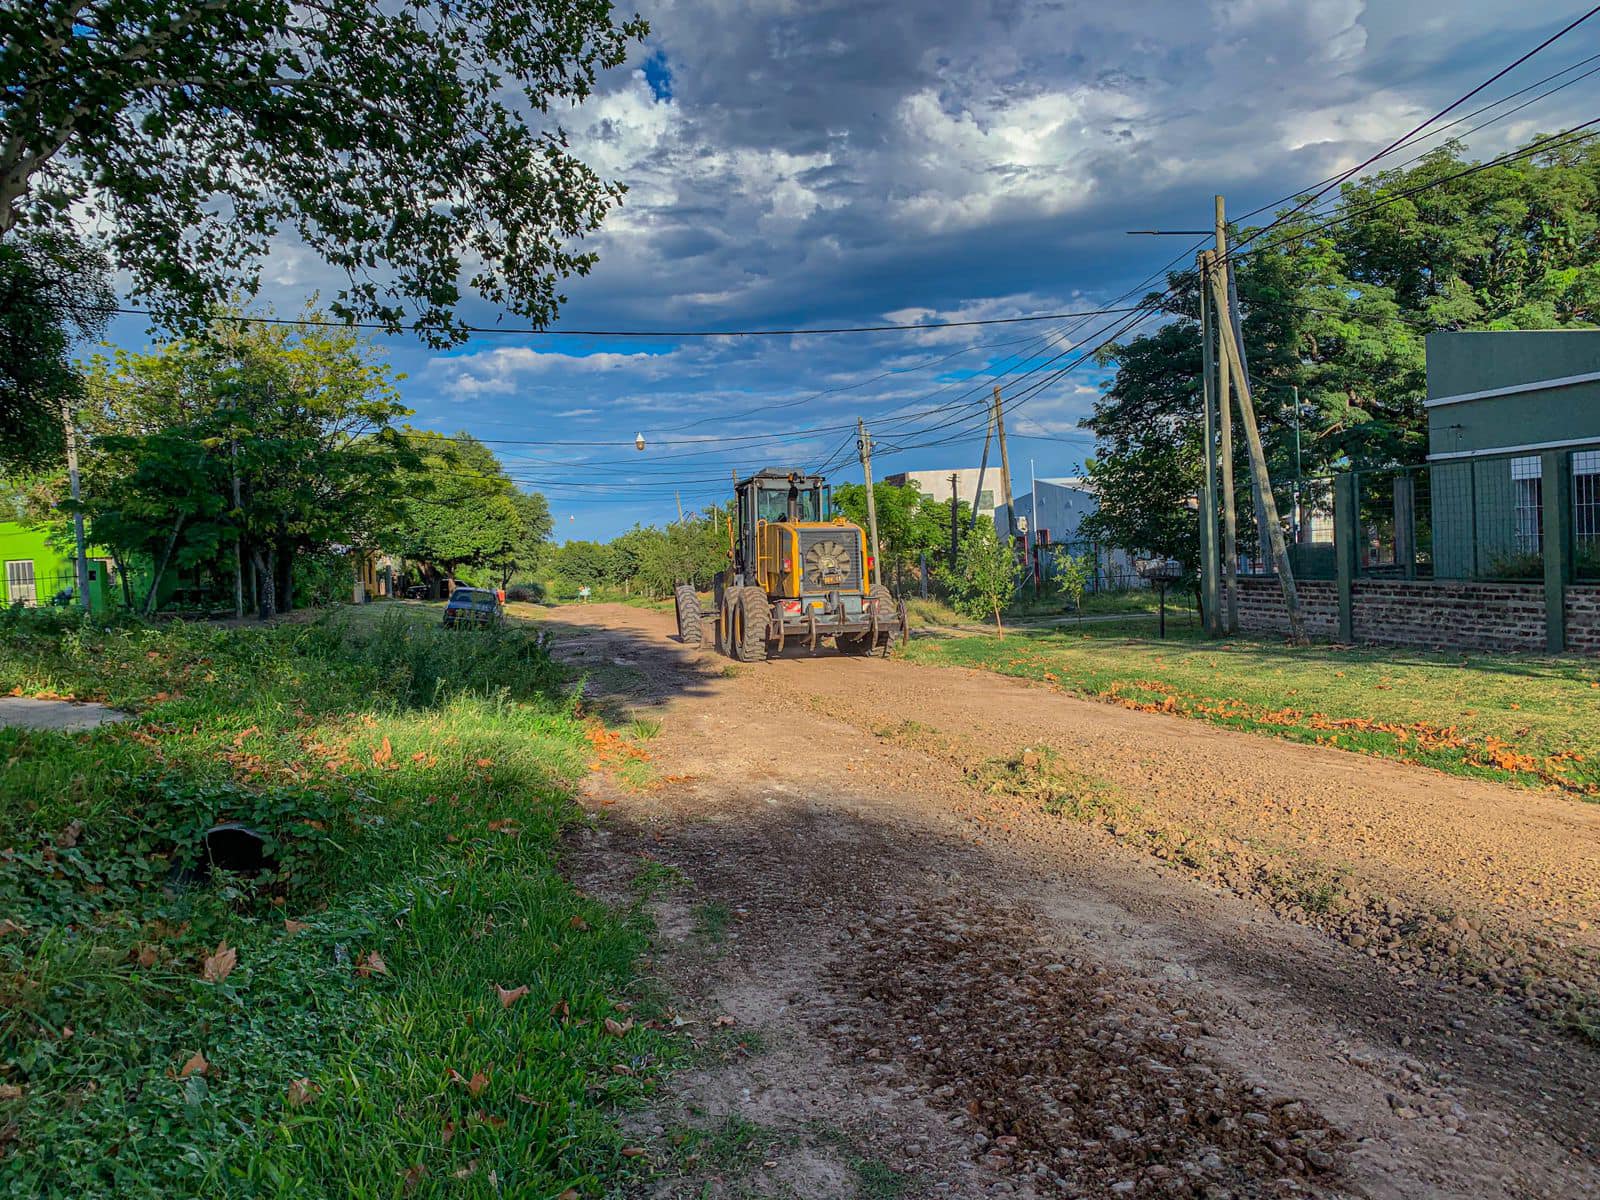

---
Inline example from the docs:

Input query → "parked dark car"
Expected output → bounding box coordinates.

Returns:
[442,587,504,629]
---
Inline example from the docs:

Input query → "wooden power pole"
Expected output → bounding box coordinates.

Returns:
[857,418,882,589]
[60,399,90,612]
[1213,197,1239,634]
[992,385,1015,542]
[1207,221,1306,643]
[1197,250,1222,636]
[948,472,960,567]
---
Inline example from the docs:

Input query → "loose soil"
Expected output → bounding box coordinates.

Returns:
[544,603,1600,1199]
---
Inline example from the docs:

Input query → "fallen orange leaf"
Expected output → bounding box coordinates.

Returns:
[286,1077,318,1107]
[496,984,529,1009]
[356,950,389,977]
[178,1051,208,1079]
[201,941,237,983]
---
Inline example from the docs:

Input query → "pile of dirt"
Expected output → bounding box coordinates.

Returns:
[825,896,1349,1199]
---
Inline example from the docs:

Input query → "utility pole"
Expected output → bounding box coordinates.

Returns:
[1213,197,1239,634]
[970,410,994,532]
[60,399,90,612]
[1290,385,1303,544]
[857,418,882,590]
[993,385,1015,542]
[231,439,244,619]
[1029,456,1039,596]
[948,472,960,568]
[1207,252,1306,643]
[675,490,684,524]
[1225,230,1271,570]
[1197,250,1222,636]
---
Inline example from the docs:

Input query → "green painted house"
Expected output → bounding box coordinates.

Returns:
[1425,331,1600,578]
[0,522,119,612]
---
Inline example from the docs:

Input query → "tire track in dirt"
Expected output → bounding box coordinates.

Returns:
[541,603,1600,1199]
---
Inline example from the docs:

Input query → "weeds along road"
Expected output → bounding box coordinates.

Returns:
[533,602,1600,1200]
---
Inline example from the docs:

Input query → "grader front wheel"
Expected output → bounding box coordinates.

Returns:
[674,584,703,646]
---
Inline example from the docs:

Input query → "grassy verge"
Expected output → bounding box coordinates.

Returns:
[898,622,1600,796]
[0,608,673,1197]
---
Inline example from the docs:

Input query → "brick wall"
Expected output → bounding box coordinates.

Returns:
[1237,577,1600,653]
[1352,580,1545,652]
[1569,586,1600,654]
[1237,578,1340,638]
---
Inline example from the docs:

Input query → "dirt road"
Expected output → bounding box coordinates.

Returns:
[542,603,1600,1199]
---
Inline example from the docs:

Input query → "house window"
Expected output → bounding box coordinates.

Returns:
[4,560,37,606]
[1575,450,1600,561]
[977,490,994,511]
[1511,456,1542,554]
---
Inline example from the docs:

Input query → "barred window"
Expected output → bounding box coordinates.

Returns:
[1511,456,1542,554]
[1575,450,1600,558]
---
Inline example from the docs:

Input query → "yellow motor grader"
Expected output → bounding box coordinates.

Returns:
[674,469,908,660]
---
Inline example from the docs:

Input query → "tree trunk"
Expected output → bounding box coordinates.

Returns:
[142,516,185,616]
[252,546,276,620]
[112,551,133,610]
[993,602,1004,636]
[276,547,294,613]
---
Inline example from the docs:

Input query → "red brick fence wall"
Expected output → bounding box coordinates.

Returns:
[1237,577,1600,654]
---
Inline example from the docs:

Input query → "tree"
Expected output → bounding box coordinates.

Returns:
[1054,551,1094,618]
[81,314,414,615]
[1,1,647,337]
[0,230,111,470]
[944,520,1019,634]
[389,431,531,594]
[490,490,553,588]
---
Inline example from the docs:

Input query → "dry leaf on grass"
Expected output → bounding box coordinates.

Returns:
[452,1159,479,1180]
[567,915,589,931]
[201,941,237,983]
[448,1068,491,1097]
[178,1051,208,1079]
[603,1017,634,1037]
[621,1146,648,1159]
[134,944,158,968]
[372,736,393,766]
[356,951,389,977]
[0,919,27,938]
[487,818,520,835]
[496,984,529,1009]
[55,819,84,849]
[712,1014,736,1027]
[402,1163,427,1193]
[475,757,494,768]
[0,1085,22,1101]
[286,1078,318,1107]
[283,919,307,935]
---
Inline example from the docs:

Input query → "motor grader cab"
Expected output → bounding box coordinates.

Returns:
[673,469,908,660]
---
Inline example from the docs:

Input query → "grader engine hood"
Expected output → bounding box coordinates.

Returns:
[758,520,868,598]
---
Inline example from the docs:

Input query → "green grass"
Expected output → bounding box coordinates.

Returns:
[0,608,678,1197]
[899,622,1600,796]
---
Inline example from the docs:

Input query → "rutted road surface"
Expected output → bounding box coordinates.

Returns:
[537,602,1600,1200]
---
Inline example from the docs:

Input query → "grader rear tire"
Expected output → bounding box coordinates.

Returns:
[674,584,703,646]
[733,586,771,663]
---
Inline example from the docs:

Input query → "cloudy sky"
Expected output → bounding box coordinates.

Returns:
[107,0,1600,538]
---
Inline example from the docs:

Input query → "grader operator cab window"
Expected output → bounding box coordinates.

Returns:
[755,481,825,523]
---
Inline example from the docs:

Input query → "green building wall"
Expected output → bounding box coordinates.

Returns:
[0,522,118,612]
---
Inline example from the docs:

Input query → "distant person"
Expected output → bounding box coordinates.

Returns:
[578,585,591,603]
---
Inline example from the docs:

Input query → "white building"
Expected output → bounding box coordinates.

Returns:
[884,468,1001,521]
[1006,477,1143,592]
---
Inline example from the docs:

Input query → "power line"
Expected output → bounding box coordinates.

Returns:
[1227,6,1600,261]
[87,301,1148,339]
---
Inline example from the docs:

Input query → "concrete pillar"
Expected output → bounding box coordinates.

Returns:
[1541,450,1572,653]
[1335,474,1358,643]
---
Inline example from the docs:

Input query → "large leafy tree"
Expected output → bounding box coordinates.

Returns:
[390,431,545,592]
[0,231,111,469]
[82,315,414,615]
[0,0,647,337]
